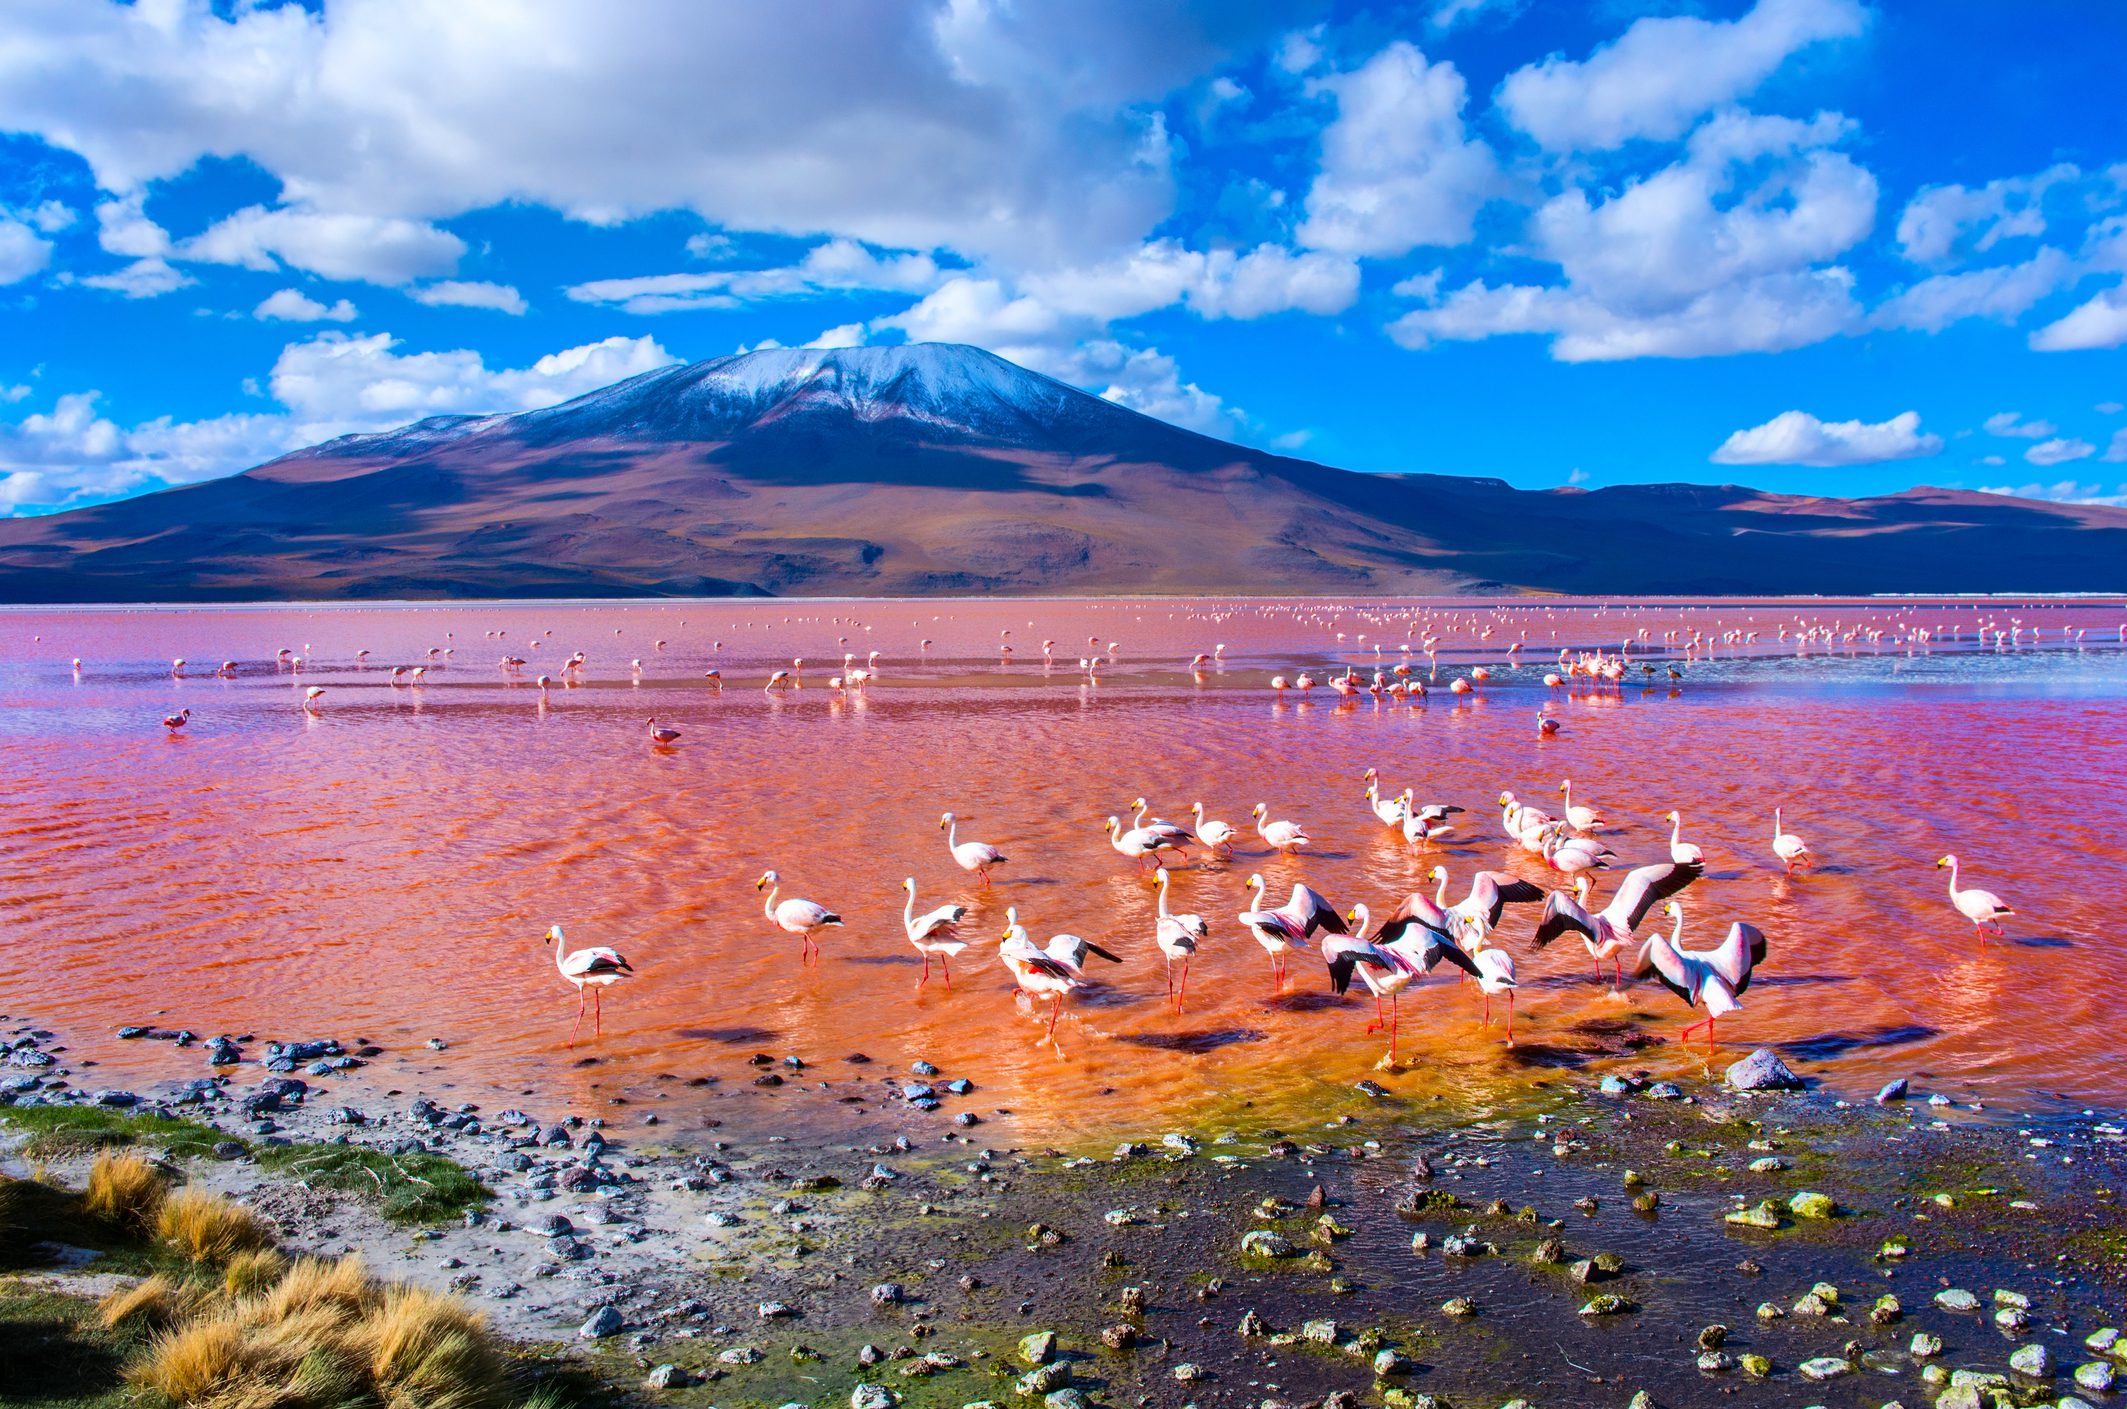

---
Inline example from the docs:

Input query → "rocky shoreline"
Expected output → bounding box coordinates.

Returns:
[8,1014,2127,1408]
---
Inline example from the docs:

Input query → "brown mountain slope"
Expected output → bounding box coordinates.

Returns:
[0,343,2121,600]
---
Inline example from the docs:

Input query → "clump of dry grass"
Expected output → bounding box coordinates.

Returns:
[122,1251,516,1408]
[83,1150,167,1232]
[222,1245,288,1297]
[155,1187,272,1264]
[99,1272,213,1331]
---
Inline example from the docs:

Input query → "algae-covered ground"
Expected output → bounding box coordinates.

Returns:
[6,1017,2127,1408]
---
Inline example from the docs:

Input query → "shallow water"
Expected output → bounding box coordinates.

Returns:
[3,596,2123,1135]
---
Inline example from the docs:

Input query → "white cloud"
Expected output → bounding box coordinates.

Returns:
[254,288,357,323]
[1021,241,1359,322]
[1297,42,1499,257]
[1896,164,2078,265]
[1869,247,2075,332]
[1710,409,1942,467]
[409,280,528,315]
[1497,0,1866,153]
[2030,283,2127,351]
[2024,437,2095,467]
[1046,339,1240,439]
[566,239,944,314]
[0,1,1273,270]
[2099,401,2125,415]
[1429,0,1519,33]
[92,193,168,258]
[0,385,29,403]
[1975,479,2125,506]
[1394,110,1872,361]
[1982,411,2056,439]
[267,331,677,438]
[178,206,465,286]
[0,217,51,285]
[0,330,684,514]
[684,232,734,261]
[1274,28,1326,76]
[77,257,191,299]
[2105,428,2127,463]
[804,322,867,350]
[2,199,73,236]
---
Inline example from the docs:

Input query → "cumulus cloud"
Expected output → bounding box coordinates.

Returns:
[2023,436,2095,467]
[804,322,867,350]
[1974,478,2126,506]
[0,331,680,514]
[1896,164,2078,266]
[0,217,52,285]
[567,240,945,314]
[78,257,191,299]
[0,0,1284,270]
[2030,283,2127,351]
[409,280,528,314]
[1982,411,2056,439]
[1021,241,1359,322]
[1869,247,2076,332]
[2106,428,2127,463]
[1710,409,1942,467]
[254,288,357,323]
[179,206,466,286]
[1394,109,1873,360]
[1297,42,1500,257]
[1497,0,1866,152]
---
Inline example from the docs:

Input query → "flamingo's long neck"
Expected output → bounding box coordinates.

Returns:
[1350,903,1369,935]
[1134,802,1150,829]
[763,885,779,922]
[903,887,916,933]
[945,818,959,850]
[1773,807,1783,840]
[1944,859,1961,898]
[1562,781,1573,809]
[1433,872,1449,907]
[1669,911,1685,945]
[1670,814,1684,848]
[553,933,569,977]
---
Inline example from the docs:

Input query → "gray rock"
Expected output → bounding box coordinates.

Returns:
[1725,1049,1804,1091]
[2009,1344,2050,1377]
[1876,1078,1909,1103]
[1934,1288,1980,1312]
[2078,1362,2119,1392]
[871,1282,904,1307]
[644,1364,690,1390]
[1015,1362,1070,1396]
[1797,1356,1851,1382]
[1019,1331,1057,1365]
[851,1385,898,1409]
[1240,1230,1296,1258]
[579,1305,624,1339]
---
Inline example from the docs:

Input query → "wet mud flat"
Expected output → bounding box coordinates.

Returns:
[7,1016,2127,1409]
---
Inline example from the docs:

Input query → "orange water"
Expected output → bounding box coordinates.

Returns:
[3,597,2123,1135]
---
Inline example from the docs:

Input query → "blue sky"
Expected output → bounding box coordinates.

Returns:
[1,0,2123,516]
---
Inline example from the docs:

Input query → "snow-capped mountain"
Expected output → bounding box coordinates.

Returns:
[2,342,2123,600]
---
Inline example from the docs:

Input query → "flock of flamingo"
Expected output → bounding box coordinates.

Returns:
[544,760,2017,1065]
[82,600,2047,1067]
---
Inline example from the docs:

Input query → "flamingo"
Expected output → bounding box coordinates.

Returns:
[1473,949,1519,1043]
[1537,712,1561,737]
[1557,779,1604,831]
[1153,869,1208,1012]
[1333,900,1480,1063]
[1190,802,1237,857]
[1251,802,1309,854]
[1003,908,1122,976]
[1238,874,1347,987]
[162,707,191,732]
[303,686,326,713]
[1663,811,1704,865]
[901,878,968,989]
[1635,902,1766,1055]
[1771,807,1812,874]
[1937,854,2013,943]
[998,922,1113,1047]
[940,812,1008,885]
[1362,769,1408,827]
[1532,861,1704,988]
[1129,798,1195,845]
[757,871,842,962]
[1539,823,1614,875]
[1442,870,1547,950]
[647,717,681,745]
[1396,791,1463,848]
[542,925,633,1047]
[1105,816,1189,869]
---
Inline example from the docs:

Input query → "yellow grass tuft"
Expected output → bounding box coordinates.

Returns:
[114,1248,520,1407]
[222,1246,289,1297]
[99,1273,212,1331]
[360,1283,508,1409]
[156,1187,272,1264]
[84,1151,167,1231]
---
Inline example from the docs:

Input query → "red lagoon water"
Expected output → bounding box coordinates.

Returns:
[2,597,2124,1137]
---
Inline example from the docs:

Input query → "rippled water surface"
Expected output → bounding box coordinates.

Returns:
[4,597,2123,1136]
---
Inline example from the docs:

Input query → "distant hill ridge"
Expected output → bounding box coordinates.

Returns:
[1,342,2122,600]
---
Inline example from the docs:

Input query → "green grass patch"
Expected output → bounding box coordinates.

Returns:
[0,1106,236,1161]
[256,1143,490,1223]
[0,1285,152,1409]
